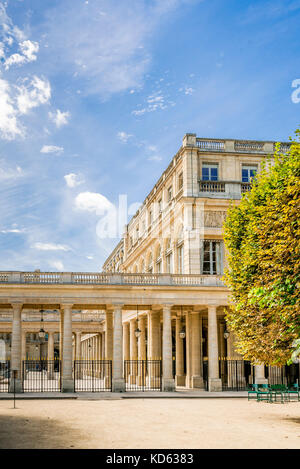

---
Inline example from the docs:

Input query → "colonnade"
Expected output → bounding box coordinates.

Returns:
[5,302,268,392]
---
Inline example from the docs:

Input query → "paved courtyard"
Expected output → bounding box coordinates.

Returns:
[0,398,299,449]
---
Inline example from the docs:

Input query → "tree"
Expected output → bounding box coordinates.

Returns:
[223,129,300,366]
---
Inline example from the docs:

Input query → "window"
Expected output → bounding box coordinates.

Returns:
[158,198,162,213]
[177,244,184,274]
[149,209,153,225]
[178,172,183,190]
[166,239,173,273]
[156,245,162,273]
[242,165,257,183]
[167,186,173,202]
[201,240,222,275]
[148,253,153,273]
[166,252,173,273]
[202,163,218,181]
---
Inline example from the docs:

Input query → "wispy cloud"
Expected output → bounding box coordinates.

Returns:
[117,131,133,143]
[42,0,195,98]
[32,242,71,251]
[0,160,24,180]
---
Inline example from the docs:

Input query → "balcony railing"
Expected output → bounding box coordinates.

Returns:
[197,140,225,151]
[0,271,225,287]
[199,181,226,193]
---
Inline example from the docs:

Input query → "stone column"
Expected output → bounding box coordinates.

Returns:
[9,303,23,392]
[123,323,130,361]
[105,311,113,360]
[129,319,138,384]
[175,316,185,386]
[59,309,64,363]
[149,311,161,387]
[138,316,146,386]
[162,305,175,391]
[47,331,55,379]
[61,304,74,392]
[185,312,192,388]
[112,305,125,392]
[255,364,268,385]
[208,306,222,391]
[191,313,204,388]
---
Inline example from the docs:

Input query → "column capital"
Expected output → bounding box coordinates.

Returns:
[11,303,23,312]
[106,304,124,312]
[60,304,73,311]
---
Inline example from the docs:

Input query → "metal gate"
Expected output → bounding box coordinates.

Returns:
[74,360,112,392]
[266,364,300,386]
[220,359,253,391]
[0,360,10,392]
[22,360,61,392]
[124,360,162,391]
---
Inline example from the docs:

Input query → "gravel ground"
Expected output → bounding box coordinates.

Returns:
[0,398,299,449]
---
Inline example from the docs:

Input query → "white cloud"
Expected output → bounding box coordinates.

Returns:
[64,173,85,188]
[49,260,64,271]
[17,76,51,115]
[0,160,24,180]
[117,131,133,143]
[4,40,39,70]
[40,145,64,154]
[49,109,70,128]
[32,242,71,251]
[0,78,24,139]
[75,192,114,216]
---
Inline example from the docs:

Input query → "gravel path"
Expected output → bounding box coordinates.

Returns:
[0,398,299,449]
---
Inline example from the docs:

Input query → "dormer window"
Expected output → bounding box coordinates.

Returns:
[202,163,218,181]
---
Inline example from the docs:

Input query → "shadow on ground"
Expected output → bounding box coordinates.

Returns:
[0,413,84,449]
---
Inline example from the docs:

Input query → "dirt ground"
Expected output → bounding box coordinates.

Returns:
[0,398,299,449]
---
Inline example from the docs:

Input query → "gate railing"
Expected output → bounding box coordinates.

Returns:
[22,360,61,392]
[74,360,112,392]
[0,360,10,392]
[124,360,162,391]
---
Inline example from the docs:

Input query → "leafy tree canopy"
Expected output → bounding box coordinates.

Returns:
[223,129,300,366]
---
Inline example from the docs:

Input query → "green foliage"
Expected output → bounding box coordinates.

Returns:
[223,129,300,365]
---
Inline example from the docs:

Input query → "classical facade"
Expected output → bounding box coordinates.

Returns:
[0,134,296,394]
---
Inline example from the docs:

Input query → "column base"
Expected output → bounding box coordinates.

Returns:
[255,378,268,385]
[191,375,205,389]
[175,375,186,387]
[208,378,222,392]
[112,379,125,392]
[61,379,74,392]
[9,379,22,393]
[162,378,175,392]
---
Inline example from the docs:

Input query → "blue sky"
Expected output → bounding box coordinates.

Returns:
[0,0,299,272]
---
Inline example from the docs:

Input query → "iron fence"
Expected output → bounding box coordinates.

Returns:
[124,360,162,391]
[0,360,10,392]
[219,359,254,391]
[74,360,112,392]
[22,360,61,392]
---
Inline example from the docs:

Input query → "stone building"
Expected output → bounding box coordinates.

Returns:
[0,134,296,393]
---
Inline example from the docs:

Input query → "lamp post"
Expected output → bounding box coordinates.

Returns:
[179,306,186,339]
[134,306,141,339]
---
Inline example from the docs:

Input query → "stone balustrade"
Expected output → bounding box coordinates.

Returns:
[0,271,224,287]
